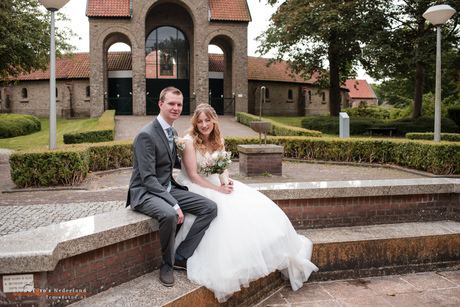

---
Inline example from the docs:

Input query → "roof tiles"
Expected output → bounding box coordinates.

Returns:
[345,79,376,99]
[209,0,251,22]
[87,0,131,18]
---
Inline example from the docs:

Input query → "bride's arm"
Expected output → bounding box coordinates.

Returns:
[182,139,233,194]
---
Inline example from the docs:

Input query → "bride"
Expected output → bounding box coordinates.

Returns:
[174,103,318,303]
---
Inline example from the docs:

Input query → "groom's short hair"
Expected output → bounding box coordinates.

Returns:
[159,86,182,102]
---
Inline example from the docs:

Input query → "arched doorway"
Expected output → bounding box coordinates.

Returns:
[145,26,190,115]
[107,43,133,115]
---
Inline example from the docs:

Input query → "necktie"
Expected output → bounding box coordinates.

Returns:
[166,127,174,154]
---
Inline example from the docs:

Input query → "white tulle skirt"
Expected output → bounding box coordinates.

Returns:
[175,172,318,303]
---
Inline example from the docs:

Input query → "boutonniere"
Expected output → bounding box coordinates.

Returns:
[174,136,185,152]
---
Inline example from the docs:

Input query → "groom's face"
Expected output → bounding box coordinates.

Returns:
[159,92,183,125]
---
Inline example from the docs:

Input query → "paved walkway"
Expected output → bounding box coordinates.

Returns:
[1,115,459,306]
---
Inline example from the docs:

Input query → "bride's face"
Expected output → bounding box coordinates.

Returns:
[196,112,214,137]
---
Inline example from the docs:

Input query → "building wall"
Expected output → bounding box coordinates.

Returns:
[88,0,249,117]
[1,80,90,118]
[249,81,304,117]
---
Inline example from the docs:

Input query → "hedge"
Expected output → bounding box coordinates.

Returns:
[63,110,115,144]
[236,112,322,137]
[225,136,460,175]
[9,136,459,188]
[301,115,460,135]
[9,140,133,188]
[406,132,460,142]
[0,113,41,138]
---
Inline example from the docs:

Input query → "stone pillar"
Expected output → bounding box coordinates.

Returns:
[238,144,284,177]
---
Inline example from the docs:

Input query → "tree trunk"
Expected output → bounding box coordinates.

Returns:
[413,18,426,119]
[413,61,425,118]
[328,47,341,117]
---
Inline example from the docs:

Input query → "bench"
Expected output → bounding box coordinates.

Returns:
[366,127,397,137]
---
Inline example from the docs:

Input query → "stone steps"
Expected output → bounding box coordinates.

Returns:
[69,221,460,306]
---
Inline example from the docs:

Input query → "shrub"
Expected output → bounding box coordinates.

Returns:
[301,116,385,135]
[63,110,115,144]
[9,140,133,188]
[9,135,460,188]
[225,136,460,175]
[301,115,460,135]
[391,116,459,135]
[236,112,322,137]
[406,132,460,142]
[0,114,41,138]
[447,106,460,128]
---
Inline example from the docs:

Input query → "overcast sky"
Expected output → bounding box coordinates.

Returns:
[56,0,371,81]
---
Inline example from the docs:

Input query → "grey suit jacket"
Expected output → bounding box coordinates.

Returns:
[126,118,186,209]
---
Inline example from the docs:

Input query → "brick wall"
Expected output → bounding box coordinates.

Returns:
[277,194,456,229]
[239,152,283,176]
[0,232,162,307]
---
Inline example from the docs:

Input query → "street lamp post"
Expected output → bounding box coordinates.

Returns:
[423,4,456,142]
[39,0,70,150]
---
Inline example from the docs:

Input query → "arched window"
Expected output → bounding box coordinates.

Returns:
[21,88,28,99]
[86,86,90,97]
[322,92,326,102]
[145,26,189,79]
[265,87,270,100]
[288,89,293,100]
[56,88,58,98]
[308,90,311,102]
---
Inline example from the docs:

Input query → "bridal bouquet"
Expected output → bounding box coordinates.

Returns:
[200,150,232,184]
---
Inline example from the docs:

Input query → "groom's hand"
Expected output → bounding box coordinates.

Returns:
[176,208,184,224]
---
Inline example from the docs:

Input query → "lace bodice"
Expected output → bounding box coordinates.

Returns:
[177,135,221,186]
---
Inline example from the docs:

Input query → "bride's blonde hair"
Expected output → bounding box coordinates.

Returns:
[189,103,224,154]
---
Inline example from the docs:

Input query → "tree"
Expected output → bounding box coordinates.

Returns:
[0,0,75,83]
[257,0,388,116]
[361,0,460,118]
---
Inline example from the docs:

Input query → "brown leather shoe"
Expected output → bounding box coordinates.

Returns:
[173,257,187,271]
[159,262,174,287]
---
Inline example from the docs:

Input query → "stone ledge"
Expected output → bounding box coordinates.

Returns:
[0,209,157,274]
[237,144,284,154]
[249,178,460,200]
[1,178,458,275]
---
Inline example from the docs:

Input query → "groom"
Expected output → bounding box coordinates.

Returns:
[126,86,217,287]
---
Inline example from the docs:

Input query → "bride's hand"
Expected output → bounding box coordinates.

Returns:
[217,184,233,194]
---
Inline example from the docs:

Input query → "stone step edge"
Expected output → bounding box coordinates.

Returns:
[70,221,460,306]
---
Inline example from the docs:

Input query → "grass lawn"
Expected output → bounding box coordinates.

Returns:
[0,117,99,151]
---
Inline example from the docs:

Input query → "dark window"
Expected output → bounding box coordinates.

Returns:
[308,90,311,101]
[288,89,293,100]
[265,88,270,100]
[21,88,28,99]
[145,26,189,79]
[86,86,90,97]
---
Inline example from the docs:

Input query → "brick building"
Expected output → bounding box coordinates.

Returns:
[1,0,359,118]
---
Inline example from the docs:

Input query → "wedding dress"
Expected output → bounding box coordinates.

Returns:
[175,136,318,303]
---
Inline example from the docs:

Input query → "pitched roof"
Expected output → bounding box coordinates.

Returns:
[86,0,131,18]
[11,52,133,81]
[345,79,376,99]
[209,0,251,22]
[248,56,317,84]
[209,53,225,71]
[86,0,250,21]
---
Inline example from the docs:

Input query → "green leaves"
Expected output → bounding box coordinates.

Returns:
[0,0,76,83]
